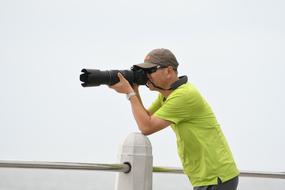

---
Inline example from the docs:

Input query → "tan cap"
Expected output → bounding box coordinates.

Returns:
[135,48,179,70]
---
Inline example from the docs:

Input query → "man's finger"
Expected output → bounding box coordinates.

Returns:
[117,72,126,82]
[117,72,123,79]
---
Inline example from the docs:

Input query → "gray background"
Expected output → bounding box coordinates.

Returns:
[0,0,284,177]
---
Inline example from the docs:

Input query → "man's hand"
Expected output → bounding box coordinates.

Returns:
[109,72,134,94]
[109,72,171,135]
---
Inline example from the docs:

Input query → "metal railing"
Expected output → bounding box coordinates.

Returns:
[0,160,130,173]
[0,160,284,179]
[153,166,285,179]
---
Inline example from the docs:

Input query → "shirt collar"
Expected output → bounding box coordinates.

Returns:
[170,75,188,90]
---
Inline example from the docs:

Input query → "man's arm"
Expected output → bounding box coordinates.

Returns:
[110,73,171,135]
[129,95,171,135]
[132,85,153,116]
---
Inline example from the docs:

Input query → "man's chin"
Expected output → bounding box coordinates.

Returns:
[147,86,154,91]
[148,86,159,91]
[147,82,158,91]
[146,85,155,91]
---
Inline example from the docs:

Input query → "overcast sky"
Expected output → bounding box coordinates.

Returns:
[0,0,284,172]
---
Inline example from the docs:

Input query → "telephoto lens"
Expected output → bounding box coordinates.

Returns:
[80,67,148,87]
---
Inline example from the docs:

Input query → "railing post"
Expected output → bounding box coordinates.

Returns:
[115,132,153,190]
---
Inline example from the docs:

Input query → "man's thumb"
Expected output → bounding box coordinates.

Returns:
[117,72,123,80]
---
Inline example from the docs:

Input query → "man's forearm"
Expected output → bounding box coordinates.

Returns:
[133,88,151,116]
[129,95,152,134]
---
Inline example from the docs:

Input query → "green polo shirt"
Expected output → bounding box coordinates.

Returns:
[149,83,239,187]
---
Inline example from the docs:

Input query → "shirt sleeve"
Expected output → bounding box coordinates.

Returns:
[153,89,200,124]
[148,94,163,114]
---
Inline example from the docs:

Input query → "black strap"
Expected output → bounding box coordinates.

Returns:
[170,76,188,90]
[147,75,188,91]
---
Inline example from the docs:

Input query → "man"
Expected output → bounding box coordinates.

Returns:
[110,48,239,190]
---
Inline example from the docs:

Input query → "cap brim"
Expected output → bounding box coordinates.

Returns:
[134,62,157,69]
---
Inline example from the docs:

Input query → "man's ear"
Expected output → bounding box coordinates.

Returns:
[165,66,173,78]
[167,66,175,73]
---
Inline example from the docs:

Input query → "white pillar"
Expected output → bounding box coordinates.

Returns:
[115,132,153,190]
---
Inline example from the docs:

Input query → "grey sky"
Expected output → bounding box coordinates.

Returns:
[0,0,284,172]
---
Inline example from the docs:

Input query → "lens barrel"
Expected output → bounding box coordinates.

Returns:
[80,68,148,87]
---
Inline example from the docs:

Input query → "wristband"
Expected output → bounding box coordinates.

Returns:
[126,92,136,100]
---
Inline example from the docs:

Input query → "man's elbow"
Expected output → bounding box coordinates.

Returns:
[140,128,154,136]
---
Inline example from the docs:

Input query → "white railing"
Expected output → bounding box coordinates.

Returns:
[0,160,130,173]
[0,132,284,190]
[0,161,284,179]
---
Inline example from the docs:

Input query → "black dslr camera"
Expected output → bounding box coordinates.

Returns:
[80,65,149,87]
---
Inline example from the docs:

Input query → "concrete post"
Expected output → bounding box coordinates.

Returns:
[115,132,153,190]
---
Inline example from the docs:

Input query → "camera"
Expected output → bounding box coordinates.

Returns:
[80,65,148,87]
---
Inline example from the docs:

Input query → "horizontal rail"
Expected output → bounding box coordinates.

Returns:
[239,170,285,179]
[0,160,284,179]
[153,166,285,179]
[0,160,130,173]
[153,166,183,174]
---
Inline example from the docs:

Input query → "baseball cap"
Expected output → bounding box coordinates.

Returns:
[134,48,179,70]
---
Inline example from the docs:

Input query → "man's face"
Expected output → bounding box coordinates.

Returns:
[146,65,168,91]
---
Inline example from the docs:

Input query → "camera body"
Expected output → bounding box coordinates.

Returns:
[80,65,148,87]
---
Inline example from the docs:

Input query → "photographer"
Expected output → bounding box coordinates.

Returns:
[109,48,239,190]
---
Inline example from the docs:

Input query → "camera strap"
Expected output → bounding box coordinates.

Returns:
[147,75,188,91]
[170,75,188,90]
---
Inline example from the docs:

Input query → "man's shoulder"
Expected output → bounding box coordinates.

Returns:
[172,83,200,97]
